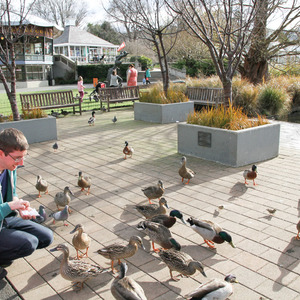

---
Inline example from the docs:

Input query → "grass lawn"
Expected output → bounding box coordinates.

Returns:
[0,88,136,117]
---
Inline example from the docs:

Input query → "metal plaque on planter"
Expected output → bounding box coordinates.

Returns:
[198,131,211,147]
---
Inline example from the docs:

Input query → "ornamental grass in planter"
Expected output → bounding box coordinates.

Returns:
[135,83,194,123]
[139,82,188,103]
[186,102,269,130]
[179,103,280,167]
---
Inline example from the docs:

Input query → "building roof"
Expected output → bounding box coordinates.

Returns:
[53,26,118,48]
[10,14,63,32]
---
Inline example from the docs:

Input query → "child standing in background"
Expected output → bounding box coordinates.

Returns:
[77,76,85,103]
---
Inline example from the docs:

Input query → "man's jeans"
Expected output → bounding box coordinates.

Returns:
[0,217,53,265]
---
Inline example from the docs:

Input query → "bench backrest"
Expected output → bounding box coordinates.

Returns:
[187,87,223,104]
[20,90,75,110]
[98,86,140,100]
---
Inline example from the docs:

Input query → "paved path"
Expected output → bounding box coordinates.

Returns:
[1,109,300,299]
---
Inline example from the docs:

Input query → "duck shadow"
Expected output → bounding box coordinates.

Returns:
[106,158,126,165]
[273,237,300,291]
[228,182,248,201]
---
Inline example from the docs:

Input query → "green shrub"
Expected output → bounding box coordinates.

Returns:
[130,55,152,70]
[139,82,188,104]
[257,86,287,116]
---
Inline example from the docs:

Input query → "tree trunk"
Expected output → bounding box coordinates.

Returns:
[222,79,232,106]
[240,0,269,85]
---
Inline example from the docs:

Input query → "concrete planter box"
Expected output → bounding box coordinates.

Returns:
[134,101,194,123]
[178,123,280,167]
[0,116,57,144]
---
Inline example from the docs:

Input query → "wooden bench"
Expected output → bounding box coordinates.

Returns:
[187,87,223,107]
[98,86,140,112]
[20,90,82,115]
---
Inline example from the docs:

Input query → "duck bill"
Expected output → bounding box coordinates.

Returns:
[70,228,76,234]
[201,270,207,277]
[140,244,146,250]
[50,246,59,252]
[229,241,235,248]
[180,218,187,225]
[165,203,169,209]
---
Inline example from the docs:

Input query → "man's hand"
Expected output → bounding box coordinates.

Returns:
[8,198,29,211]
[19,207,38,220]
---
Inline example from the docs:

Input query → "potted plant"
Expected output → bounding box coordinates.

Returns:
[178,104,280,167]
[0,108,57,144]
[134,83,194,123]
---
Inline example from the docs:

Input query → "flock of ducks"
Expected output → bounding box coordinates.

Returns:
[32,145,265,299]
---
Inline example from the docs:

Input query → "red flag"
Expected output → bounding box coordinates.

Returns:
[117,42,126,52]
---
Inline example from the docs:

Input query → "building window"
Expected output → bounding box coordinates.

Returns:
[26,65,44,80]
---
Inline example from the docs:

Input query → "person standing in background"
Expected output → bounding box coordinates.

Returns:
[145,67,151,84]
[127,64,138,87]
[77,76,85,103]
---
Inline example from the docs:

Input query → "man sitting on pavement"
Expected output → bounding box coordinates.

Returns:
[0,128,53,280]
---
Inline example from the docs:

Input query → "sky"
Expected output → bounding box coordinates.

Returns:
[83,0,110,26]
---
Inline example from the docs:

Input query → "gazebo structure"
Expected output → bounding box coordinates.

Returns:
[53,25,118,64]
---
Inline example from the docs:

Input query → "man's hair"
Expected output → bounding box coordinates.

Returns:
[129,64,134,68]
[0,128,29,154]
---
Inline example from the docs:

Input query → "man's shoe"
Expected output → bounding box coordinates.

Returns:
[0,267,7,280]
[0,262,12,268]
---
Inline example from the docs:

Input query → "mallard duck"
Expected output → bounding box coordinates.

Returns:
[184,274,238,300]
[49,205,69,226]
[186,217,235,249]
[296,220,300,240]
[159,248,207,281]
[136,197,168,219]
[78,171,92,195]
[35,175,48,198]
[179,156,195,184]
[97,235,145,273]
[50,243,105,290]
[111,262,147,300]
[137,220,181,252]
[70,224,91,259]
[243,164,257,185]
[54,186,73,212]
[123,141,134,159]
[142,180,164,204]
[150,209,186,228]
[88,111,95,126]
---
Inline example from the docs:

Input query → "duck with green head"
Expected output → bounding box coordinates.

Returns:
[186,217,235,249]
[150,209,186,228]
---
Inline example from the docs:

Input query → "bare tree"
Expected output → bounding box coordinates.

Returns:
[105,0,183,94]
[0,0,36,121]
[239,0,300,84]
[31,0,88,27]
[166,0,260,104]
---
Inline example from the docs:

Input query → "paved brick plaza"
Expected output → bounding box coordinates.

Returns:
[6,108,300,299]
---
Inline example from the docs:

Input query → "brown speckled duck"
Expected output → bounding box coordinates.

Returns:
[137,220,181,252]
[296,220,300,240]
[136,197,168,219]
[159,248,207,281]
[70,224,91,259]
[97,236,145,273]
[50,243,105,290]
[142,180,164,204]
[54,186,73,213]
[243,164,257,185]
[78,171,92,195]
[179,156,195,184]
[35,175,48,198]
